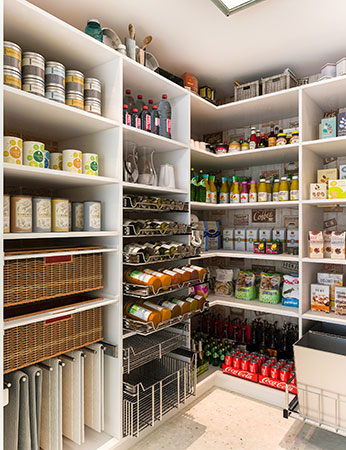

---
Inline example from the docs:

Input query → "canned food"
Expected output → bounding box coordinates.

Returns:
[260,363,271,377]
[270,365,280,380]
[62,149,82,173]
[22,76,45,97]
[4,136,23,165]
[225,354,232,367]
[33,197,51,232]
[45,85,65,103]
[45,61,65,88]
[232,356,241,369]
[4,41,22,73]
[44,150,50,169]
[279,368,290,383]
[4,68,21,89]
[68,201,72,231]
[66,70,84,94]
[23,141,45,168]
[84,201,101,231]
[51,198,69,232]
[66,93,84,110]
[84,77,101,101]
[22,51,45,81]
[249,360,259,374]
[11,195,32,233]
[82,153,98,176]
[72,202,84,231]
[3,195,10,233]
[84,100,101,115]
[240,358,249,371]
[50,152,62,170]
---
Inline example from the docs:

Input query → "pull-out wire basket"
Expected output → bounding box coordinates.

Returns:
[123,196,189,212]
[123,246,201,265]
[123,223,191,237]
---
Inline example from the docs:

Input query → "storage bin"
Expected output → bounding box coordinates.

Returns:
[336,57,346,77]
[294,331,346,430]
[4,306,103,373]
[234,80,260,102]
[321,62,336,78]
[262,72,298,94]
[4,248,103,306]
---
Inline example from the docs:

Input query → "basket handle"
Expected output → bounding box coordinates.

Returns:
[45,311,74,325]
[271,77,281,83]
[44,255,73,265]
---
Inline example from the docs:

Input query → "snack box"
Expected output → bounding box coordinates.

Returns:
[331,231,346,259]
[254,241,266,254]
[234,229,246,251]
[310,183,327,200]
[273,228,286,244]
[335,286,346,315]
[282,274,299,308]
[323,230,332,258]
[321,117,337,139]
[317,272,343,310]
[317,168,338,184]
[328,179,346,199]
[223,228,234,250]
[309,231,324,259]
[340,165,346,180]
[287,229,299,248]
[337,112,346,137]
[246,229,259,252]
[265,241,283,255]
[311,284,330,312]
[259,229,272,242]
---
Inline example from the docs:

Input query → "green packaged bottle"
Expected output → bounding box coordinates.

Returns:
[190,168,199,202]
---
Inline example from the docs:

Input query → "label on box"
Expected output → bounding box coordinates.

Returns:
[321,117,337,139]
[331,231,346,259]
[317,272,343,309]
[309,231,324,258]
[287,229,299,248]
[311,283,330,312]
[318,169,338,184]
[328,180,346,199]
[310,183,327,200]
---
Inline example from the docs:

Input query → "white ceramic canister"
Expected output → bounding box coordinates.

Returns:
[33,197,51,232]
[23,141,45,168]
[4,67,21,89]
[51,198,69,232]
[3,195,10,233]
[62,149,82,173]
[84,201,101,231]
[82,153,99,176]
[44,150,50,169]
[50,152,62,170]
[72,202,84,231]
[4,136,23,165]
[22,51,45,82]
[11,195,32,232]
[4,41,22,74]
[22,76,45,97]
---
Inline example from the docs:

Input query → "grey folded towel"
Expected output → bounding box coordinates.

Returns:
[22,366,42,450]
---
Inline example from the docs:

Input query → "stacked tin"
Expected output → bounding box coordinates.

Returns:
[84,77,102,115]
[4,41,22,89]
[45,61,65,103]
[22,51,45,96]
[66,70,84,109]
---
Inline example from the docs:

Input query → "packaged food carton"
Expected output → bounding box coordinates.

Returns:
[234,229,246,251]
[287,229,299,248]
[309,231,324,258]
[328,180,346,199]
[254,241,266,254]
[321,117,337,139]
[246,228,259,252]
[335,286,346,315]
[265,241,283,254]
[317,168,338,184]
[311,284,330,312]
[215,269,233,296]
[331,231,346,259]
[259,229,272,242]
[339,165,346,180]
[323,230,332,258]
[337,112,346,137]
[310,183,327,200]
[317,272,343,310]
[223,228,234,250]
[282,274,299,308]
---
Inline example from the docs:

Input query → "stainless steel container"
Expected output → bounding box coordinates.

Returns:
[84,77,101,101]
[45,61,65,88]
[22,76,45,97]
[45,85,65,103]
[4,41,21,74]
[22,51,45,82]
[66,92,84,110]
[66,70,84,95]
[4,68,21,89]
[33,197,51,232]
[84,99,101,115]
[72,202,84,231]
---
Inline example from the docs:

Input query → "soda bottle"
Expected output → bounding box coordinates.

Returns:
[135,94,145,114]
[272,178,280,202]
[249,180,257,203]
[124,89,135,112]
[158,94,172,139]
[131,108,140,129]
[123,104,131,126]
[258,178,268,202]
[140,105,151,132]
[219,177,229,203]
[268,123,276,147]
[151,105,160,135]
[209,175,217,204]
[249,127,257,150]
[148,99,154,113]
[240,181,249,203]
[212,347,219,366]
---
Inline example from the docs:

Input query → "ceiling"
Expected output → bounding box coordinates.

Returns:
[29,0,346,100]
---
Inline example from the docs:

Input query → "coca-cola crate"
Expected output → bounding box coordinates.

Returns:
[222,365,258,382]
[259,375,297,394]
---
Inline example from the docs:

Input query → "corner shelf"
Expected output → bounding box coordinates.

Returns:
[4,231,119,240]
[122,124,187,152]
[122,181,188,195]
[191,201,299,210]
[193,250,298,262]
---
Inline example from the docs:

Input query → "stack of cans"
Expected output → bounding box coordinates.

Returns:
[4,41,22,89]
[45,61,65,103]
[84,77,102,115]
[22,51,45,96]
[66,70,84,110]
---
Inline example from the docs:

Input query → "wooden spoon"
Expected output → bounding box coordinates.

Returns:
[128,23,135,40]
[139,35,152,65]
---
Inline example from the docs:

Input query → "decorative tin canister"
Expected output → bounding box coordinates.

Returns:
[4,41,22,74]
[4,136,23,165]
[22,51,45,81]
[44,150,50,169]
[50,152,62,170]
[62,149,82,173]
[22,76,45,96]
[65,92,84,109]
[3,195,10,233]
[45,61,65,88]
[11,195,32,233]
[84,201,101,231]
[23,141,45,168]
[4,68,21,89]
[66,70,84,94]
[72,202,84,231]
[82,153,98,175]
[51,198,69,232]
[33,197,51,232]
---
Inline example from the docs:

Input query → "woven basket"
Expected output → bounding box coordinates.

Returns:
[261,72,298,94]
[234,80,260,102]
[4,250,103,307]
[4,307,103,373]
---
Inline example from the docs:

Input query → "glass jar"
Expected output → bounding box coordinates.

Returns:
[229,139,241,152]
[276,133,287,146]
[85,19,103,42]
[214,142,228,154]
[290,130,299,144]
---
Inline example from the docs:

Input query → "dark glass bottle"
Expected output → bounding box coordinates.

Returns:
[123,104,131,126]
[131,108,140,129]
[140,105,151,132]
[151,105,160,135]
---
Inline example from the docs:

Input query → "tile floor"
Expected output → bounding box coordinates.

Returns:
[131,388,346,450]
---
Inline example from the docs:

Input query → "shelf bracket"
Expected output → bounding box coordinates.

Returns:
[101,341,118,358]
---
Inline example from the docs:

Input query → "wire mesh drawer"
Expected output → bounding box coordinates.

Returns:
[234,80,260,102]
[123,353,196,437]
[4,248,103,306]
[261,72,298,94]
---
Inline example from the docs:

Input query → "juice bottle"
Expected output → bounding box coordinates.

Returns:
[279,176,289,201]
[197,170,204,201]
[290,175,299,200]
[249,180,257,203]
[266,180,272,202]
[268,123,276,147]
[209,175,217,204]
[204,175,211,203]
[249,127,257,150]
[229,177,233,202]
[141,300,172,322]
[220,177,229,203]
[241,140,249,151]
[240,181,249,203]
[198,173,207,202]
[258,178,268,202]
[232,181,240,203]
[124,302,161,328]
[190,168,197,201]
[272,178,280,202]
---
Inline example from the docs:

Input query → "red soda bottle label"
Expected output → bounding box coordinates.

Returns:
[126,112,131,126]
[167,118,171,134]
[135,117,141,129]
[146,114,151,131]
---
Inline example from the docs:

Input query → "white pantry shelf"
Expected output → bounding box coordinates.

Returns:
[302,199,346,206]
[191,200,298,210]
[123,125,187,152]
[122,181,188,195]
[302,310,346,326]
[194,249,298,262]
[302,136,346,157]
[4,86,119,140]
[208,294,299,318]
[4,247,118,261]
[4,231,119,240]
[302,257,346,265]
[4,163,119,188]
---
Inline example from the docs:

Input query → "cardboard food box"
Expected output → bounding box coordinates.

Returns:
[287,229,299,248]
[246,228,259,252]
[337,112,346,137]
[317,272,343,310]
[259,229,272,242]
[328,179,346,199]
[335,286,346,315]
[340,165,346,180]
[273,228,287,249]
[199,221,221,251]
[223,228,234,250]
[323,230,332,258]
[234,229,246,251]
[317,168,338,184]
[309,231,324,258]
[254,241,266,254]
[321,117,337,139]
[282,274,299,308]
[310,183,327,200]
[265,241,283,254]
[331,231,346,259]
[311,283,330,312]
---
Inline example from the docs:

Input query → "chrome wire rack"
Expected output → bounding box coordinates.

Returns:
[123,247,201,265]
[123,353,196,438]
[123,196,189,212]
[123,223,191,237]
[123,324,188,374]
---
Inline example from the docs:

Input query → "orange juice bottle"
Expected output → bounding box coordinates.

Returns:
[232,181,240,203]
[272,178,280,202]
[290,175,299,201]
[141,300,172,322]
[204,175,211,203]
[249,180,257,203]
[258,178,268,202]
[219,177,229,204]
[124,302,161,328]
[209,175,217,204]
[266,180,272,202]
[279,177,289,201]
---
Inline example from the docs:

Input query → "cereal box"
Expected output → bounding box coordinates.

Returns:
[323,230,332,258]
[317,168,338,184]
[331,231,346,259]
[310,183,327,200]
[311,284,330,312]
[282,274,299,308]
[321,117,337,139]
[335,286,346,315]
[309,231,324,258]
[246,229,259,252]
[317,272,343,310]
[223,228,234,250]
[234,229,246,251]
[328,179,346,199]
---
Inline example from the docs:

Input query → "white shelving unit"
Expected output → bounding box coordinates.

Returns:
[4,1,346,448]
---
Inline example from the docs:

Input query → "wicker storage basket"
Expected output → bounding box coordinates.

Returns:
[234,80,260,102]
[262,72,298,94]
[4,307,103,373]
[4,249,103,307]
